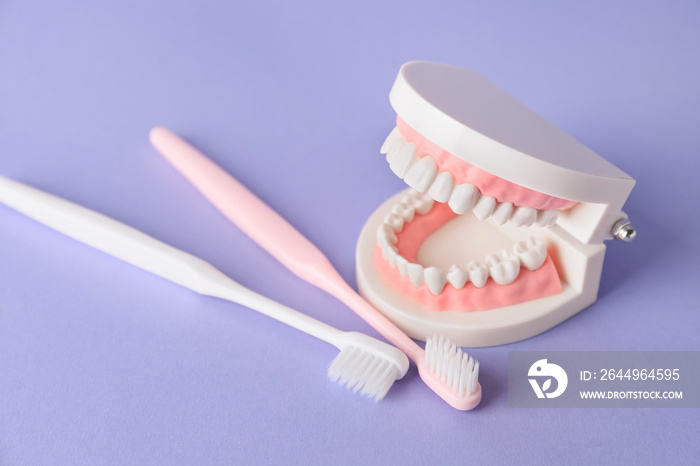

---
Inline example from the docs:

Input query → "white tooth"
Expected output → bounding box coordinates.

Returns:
[513,237,547,270]
[535,209,558,228]
[383,213,404,232]
[396,255,409,277]
[485,250,520,285]
[404,156,438,193]
[385,245,399,267]
[467,261,488,288]
[448,183,480,215]
[412,195,434,215]
[380,127,400,154]
[428,171,455,203]
[377,232,389,249]
[400,190,419,206]
[472,195,496,220]
[491,201,513,225]
[386,145,399,164]
[385,135,404,164]
[446,264,468,289]
[425,267,446,295]
[382,243,398,261]
[392,203,415,223]
[389,142,416,178]
[376,227,388,247]
[378,224,397,244]
[407,263,425,287]
[510,206,537,227]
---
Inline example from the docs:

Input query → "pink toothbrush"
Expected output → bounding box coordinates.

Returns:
[151,127,482,410]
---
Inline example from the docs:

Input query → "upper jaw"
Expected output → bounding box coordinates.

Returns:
[381,125,562,229]
[387,61,636,245]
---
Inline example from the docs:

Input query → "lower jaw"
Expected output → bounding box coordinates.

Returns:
[376,199,562,312]
[373,248,561,312]
[356,188,608,347]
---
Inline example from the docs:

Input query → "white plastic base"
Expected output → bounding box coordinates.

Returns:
[356,189,608,347]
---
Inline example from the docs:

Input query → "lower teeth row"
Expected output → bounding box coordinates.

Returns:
[376,192,548,295]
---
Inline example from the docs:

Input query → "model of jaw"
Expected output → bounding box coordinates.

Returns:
[355,61,636,346]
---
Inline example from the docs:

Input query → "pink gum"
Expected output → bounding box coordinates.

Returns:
[396,117,577,211]
[376,202,562,312]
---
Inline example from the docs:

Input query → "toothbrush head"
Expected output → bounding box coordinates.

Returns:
[328,332,409,401]
[422,335,481,410]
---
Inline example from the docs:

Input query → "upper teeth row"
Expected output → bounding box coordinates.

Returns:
[380,127,558,228]
[376,190,548,295]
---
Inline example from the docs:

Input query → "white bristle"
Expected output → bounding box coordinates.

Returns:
[424,335,479,397]
[327,347,399,401]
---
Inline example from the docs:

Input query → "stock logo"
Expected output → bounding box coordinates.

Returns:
[528,359,568,399]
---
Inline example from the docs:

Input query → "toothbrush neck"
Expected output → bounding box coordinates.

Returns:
[306,260,422,361]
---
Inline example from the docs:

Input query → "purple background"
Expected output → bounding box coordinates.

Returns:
[1,1,698,464]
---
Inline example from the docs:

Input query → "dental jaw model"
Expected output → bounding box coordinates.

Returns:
[356,61,636,347]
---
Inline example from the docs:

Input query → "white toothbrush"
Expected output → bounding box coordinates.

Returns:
[0,175,409,400]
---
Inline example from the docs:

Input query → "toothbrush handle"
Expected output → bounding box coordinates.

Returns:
[150,127,331,287]
[0,175,346,346]
[150,128,423,361]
